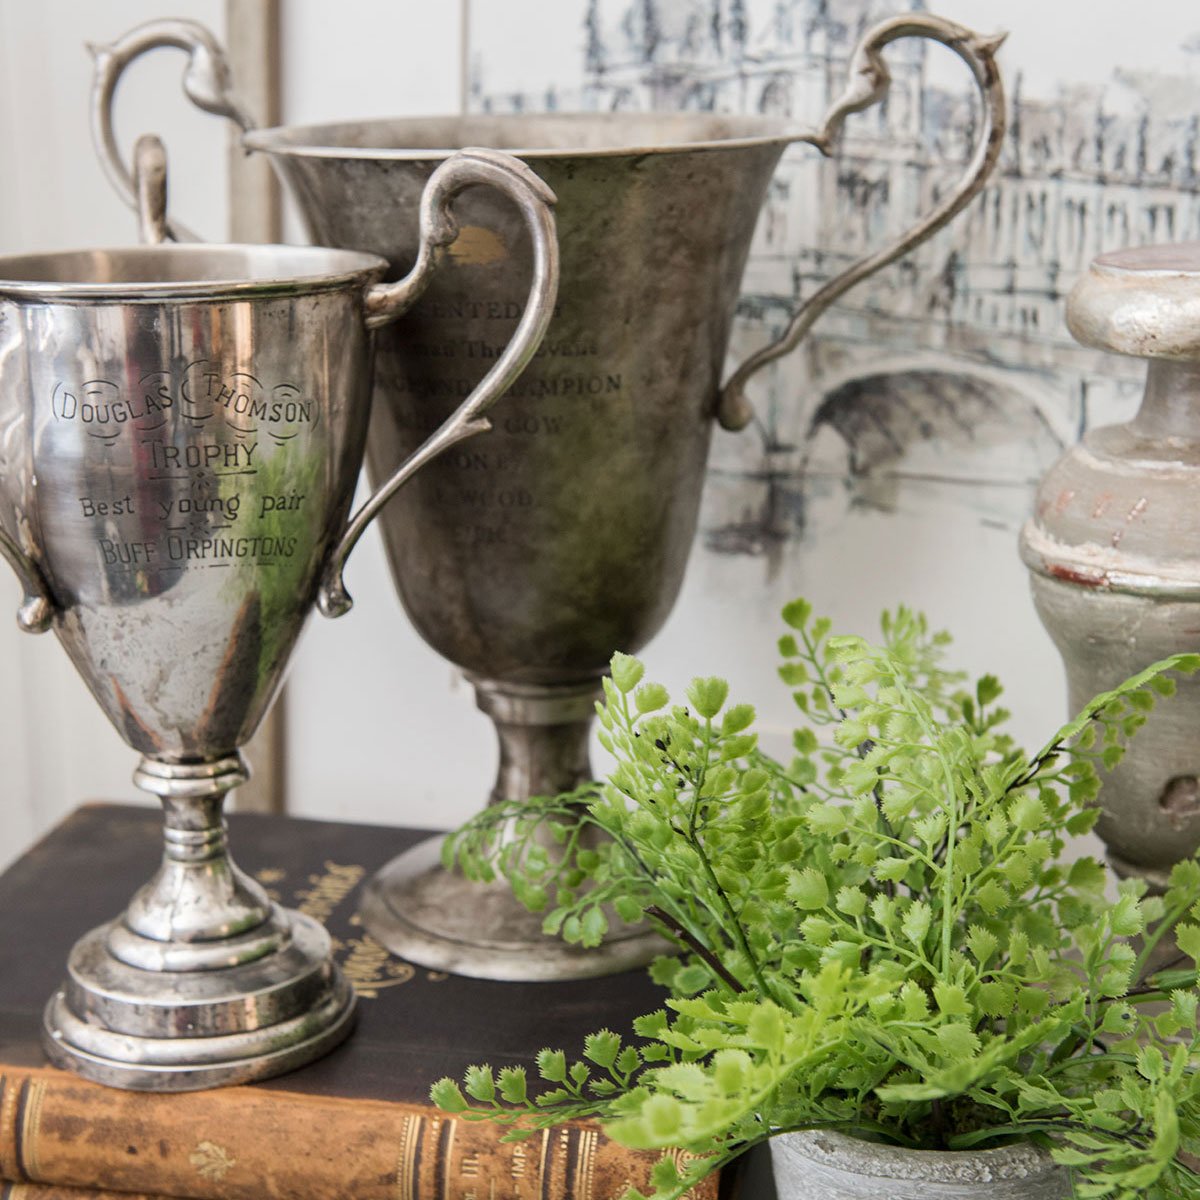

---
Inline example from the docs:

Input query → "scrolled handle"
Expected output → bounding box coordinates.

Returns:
[717,14,1007,431]
[89,18,255,243]
[0,528,54,634]
[317,148,560,618]
[133,133,170,245]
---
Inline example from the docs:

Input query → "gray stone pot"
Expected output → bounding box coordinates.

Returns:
[769,1130,1070,1199]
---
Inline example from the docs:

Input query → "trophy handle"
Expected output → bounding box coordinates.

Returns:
[716,14,1007,431]
[0,528,54,634]
[89,18,256,244]
[316,148,560,619]
[132,133,170,245]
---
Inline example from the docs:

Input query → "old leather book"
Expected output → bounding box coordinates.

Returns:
[1,1188,176,1199]
[0,804,720,1200]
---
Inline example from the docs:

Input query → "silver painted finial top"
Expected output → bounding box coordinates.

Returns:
[1068,242,1200,361]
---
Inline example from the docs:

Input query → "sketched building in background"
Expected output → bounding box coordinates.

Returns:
[476,0,1200,558]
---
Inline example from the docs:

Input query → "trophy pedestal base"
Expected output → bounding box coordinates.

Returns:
[42,909,356,1092]
[360,834,667,982]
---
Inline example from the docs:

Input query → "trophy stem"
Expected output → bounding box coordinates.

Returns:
[474,678,597,805]
[360,679,666,982]
[42,751,356,1091]
[119,755,277,954]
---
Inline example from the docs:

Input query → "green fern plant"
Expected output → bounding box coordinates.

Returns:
[433,601,1200,1199]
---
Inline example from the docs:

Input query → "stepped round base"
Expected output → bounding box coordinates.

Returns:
[42,909,356,1091]
[360,835,667,981]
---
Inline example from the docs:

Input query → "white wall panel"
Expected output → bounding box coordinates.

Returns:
[277,0,485,830]
[279,0,465,125]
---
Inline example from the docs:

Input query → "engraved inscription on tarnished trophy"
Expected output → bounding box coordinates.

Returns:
[91,14,1006,981]
[57,363,314,611]
[0,134,558,1089]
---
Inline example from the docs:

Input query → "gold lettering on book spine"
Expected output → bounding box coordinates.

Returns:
[294,861,365,923]
[395,1112,421,1200]
[510,1139,528,1180]
[441,1117,455,1200]
[555,1128,571,1197]
[189,1140,236,1181]
[577,1127,598,1200]
[339,934,415,998]
[536,1127,551,1187]
[292,859,362,921]
[670,1149,707,1199]
[18,1080,45,1180]
[0,1076,15,1180]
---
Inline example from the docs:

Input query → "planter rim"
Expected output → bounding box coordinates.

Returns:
[774,1129,1060,1183]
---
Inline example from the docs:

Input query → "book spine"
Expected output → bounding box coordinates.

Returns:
[2,1186,176,1200]
[0,1070,718,1200]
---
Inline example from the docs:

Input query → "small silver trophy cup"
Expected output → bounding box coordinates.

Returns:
[0,136,557,1089]
[92,14,1006,981]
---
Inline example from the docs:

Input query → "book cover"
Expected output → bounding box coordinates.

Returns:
[0,804,722,1200]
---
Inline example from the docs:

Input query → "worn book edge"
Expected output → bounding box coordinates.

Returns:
[0,1065,718,1200]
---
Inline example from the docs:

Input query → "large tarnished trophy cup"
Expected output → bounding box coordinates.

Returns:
[93,14,1005,981]
[0,135,557,1088]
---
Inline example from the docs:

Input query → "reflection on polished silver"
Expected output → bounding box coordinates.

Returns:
[1,137,558,1088]
[91,13,1005,981]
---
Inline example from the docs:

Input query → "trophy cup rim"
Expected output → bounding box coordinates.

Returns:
[0,242,388,302]
[242,111,814,162]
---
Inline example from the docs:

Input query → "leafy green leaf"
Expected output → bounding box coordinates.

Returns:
[1177,923,1200,964]
[933,983,971,1018]
[610,652,644,694]
[498,1066,527,1103]
[430,1078,467,1112]
[584,1030,622,1070]
[781,598,813,630]
[580,906,609,946]
[464,1064,496,1103]
[635,682,669,714]
[901,901,931,946]
[788,867,830,911]
[935,1022,980,1059]
[536,1049,567,1083]
[1110,893,1144,937]
[978,981,1015,1017]
[686,677,729,719]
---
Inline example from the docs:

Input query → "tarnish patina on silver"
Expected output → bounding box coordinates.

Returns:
[91,13,1006,981]
[1021,244,1200,889]
[319,149,559,617]
[2,141,557,1086]
[15,232,379,1089]
[770,1130,1067,1199]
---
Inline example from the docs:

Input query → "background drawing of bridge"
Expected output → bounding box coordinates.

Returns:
[473,0,1200,564]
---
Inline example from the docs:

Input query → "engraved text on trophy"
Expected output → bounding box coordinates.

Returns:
[52,360,318,576]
